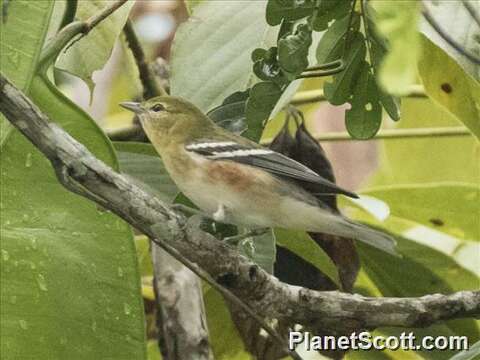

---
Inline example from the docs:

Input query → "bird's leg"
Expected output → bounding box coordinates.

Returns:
[212,203,226,222]
[223,228,270,246]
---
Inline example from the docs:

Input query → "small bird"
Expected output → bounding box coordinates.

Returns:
[120,97,396,255]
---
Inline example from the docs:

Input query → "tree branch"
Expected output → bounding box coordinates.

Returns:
[123,20,167,98]
[152,246,212,360]
[1,75,479,336]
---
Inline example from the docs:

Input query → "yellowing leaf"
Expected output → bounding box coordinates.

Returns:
[418,36,480,140]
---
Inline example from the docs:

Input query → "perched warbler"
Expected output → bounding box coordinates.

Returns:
[120,97,396,255]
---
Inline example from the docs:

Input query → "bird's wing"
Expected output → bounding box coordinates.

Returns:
[185,140,358,198]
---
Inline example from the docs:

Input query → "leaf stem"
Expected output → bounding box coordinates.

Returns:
[360,0,375,71]
[304,59,344,72]
[296,64,346,78]
[123,20,167,98]
[342,0,358,57]
[261,126,471,144]
[59,0,78,30]
[297,0,357,79]
[290,85,426,105]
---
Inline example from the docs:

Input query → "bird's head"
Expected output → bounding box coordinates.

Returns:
[120,96,212,148]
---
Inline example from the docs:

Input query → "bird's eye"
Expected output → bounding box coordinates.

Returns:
[151,104,165,112]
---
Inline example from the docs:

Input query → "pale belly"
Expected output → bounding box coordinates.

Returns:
[177,176,277,228]
[163,149,338,231]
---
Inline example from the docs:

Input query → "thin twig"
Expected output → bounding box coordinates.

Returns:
[296,64,346,78]
[422,3,480,65]
[261,126,471,144]
[290,85,426,105]
[360,0,375,72]
[38,0,128,72]
[461,0,480,28]
[123,20,167,98]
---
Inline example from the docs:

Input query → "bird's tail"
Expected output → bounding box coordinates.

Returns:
[336,218,399,256]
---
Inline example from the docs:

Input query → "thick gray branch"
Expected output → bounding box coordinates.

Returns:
[1,75,479,334]
[152,246,212,360]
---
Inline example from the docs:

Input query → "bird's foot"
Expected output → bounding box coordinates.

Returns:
[212,203,226,222]
[223,228,269,246]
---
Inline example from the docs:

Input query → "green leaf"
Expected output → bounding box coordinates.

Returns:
[274,229,341,287]
[370,0,421,96]
[207,101,247,134]
[418,36,480,140]
[203,287,250,359]
[266,0,315,26]
[365,7,401,121]
[245,81,282,141]
[114,142,178,204]
[278,23,312,75]
[0,0,54,145]
[135,236,153,278]
[252,47,285,84]
[324,31,366,105]
[56,0,134,94]
[449,340,480,360]
[147,340,162,360]
[345,62,382,139]
[363,183,480,242]
[316,12,360,64]
[170,1,277,112]
[312,0,351,32]
[0,76,146,359]
[420,0,480,81]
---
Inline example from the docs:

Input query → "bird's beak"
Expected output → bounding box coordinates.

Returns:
[120,101,143,114]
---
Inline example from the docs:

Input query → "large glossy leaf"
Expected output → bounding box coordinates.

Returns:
[0,0,54,145]
[362,183,479,242]
[418,36,480,140]
[0,77,146,359]
[56,0,134,93]
[420,0,480,81]
[170,1,277,112]
[370,0,421,95]
[358,229,480,358]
